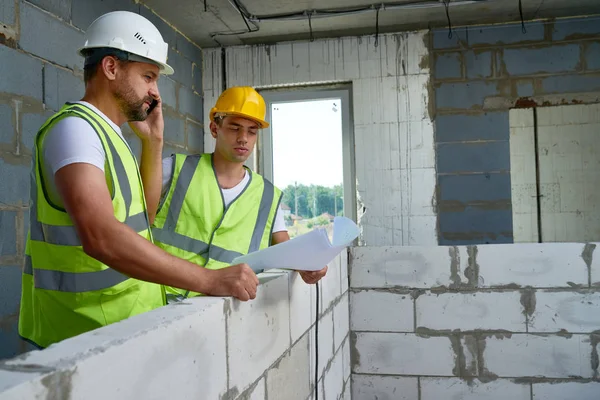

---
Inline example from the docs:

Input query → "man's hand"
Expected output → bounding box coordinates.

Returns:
[299,266,328,284]
[129,96,164,144]
[204,263,259,301]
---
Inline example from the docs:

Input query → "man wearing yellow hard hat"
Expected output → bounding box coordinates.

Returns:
[151,86,329,300]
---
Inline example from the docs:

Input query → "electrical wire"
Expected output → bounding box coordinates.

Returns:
[315,282,320,400]
[374,6,380,47]
[443,0,453,39]
[519,0,527,33]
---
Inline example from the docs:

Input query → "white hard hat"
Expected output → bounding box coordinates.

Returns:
[78,11,174,75]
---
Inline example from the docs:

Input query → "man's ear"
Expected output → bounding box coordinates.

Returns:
[100,56,119,81]
[210,121,218,139]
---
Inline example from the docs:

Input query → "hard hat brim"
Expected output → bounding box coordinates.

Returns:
[210,110,270,129]
[77,46,174,76]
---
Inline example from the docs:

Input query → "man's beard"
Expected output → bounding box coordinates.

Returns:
[115,80,152,122]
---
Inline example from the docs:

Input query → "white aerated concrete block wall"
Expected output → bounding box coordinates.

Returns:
[350,243,600,400]
[203,31,437,247]
[0,253,350,400]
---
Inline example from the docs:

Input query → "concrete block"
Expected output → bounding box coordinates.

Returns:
[421,378,531,400]
[476,243,590,288]
[352,332,456,376]
[178,86,203,123]
[517,81,535,97]
[193,63,202,92]
[435,81,498,110]
[186,119,204,152]
[323,346,345,400]
[350,290,414,332]
[0,312,23,363]
[0,0,15,25]
[0,46,43,101]
[309,311,334,384]
[436,141,510,173]
[585,42,600,71]
[320,253,343,315]
[20,2,84,70]
[438,209,514,245]
[163,113,185,146]
[22,110,54,152]
[352,375,418,400]
[27,0,71,21]
[541,74,600,94]
[465,51,493,78]
[0,160,30,205]
[503,45,580,76]
[242,378,265,400]
[408,215,438,246]
[0,265,21,317]
[44,64,84,111]
[340,249,349,294]
[468,22,545,46]
[1,297,229,399]
[416,292,526,332]
[266,334,310,400]
[228,273,291,393]
[333,293,349,351]
[484,334,593,378]
[289,271,316,344]
[177,34,203,64]
[406,31,429,76]
[435,53,462,79]
[0,103,14,146]
[139,6,177,50]
[168,50,194,88]
[530,291,600,333]
[350,246,462,289]
[341,379,351,400]
[354,77,400,125]
[0,211,17,257]
[435,112,509,143]
[71,0,139,30]
[438,173,511,204]
[533,382,600,400]
[552,17,600,41]
[157,77,177,110]
[342,336,350,382]
[432,28,467,49]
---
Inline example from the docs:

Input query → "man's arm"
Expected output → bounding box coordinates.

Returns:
[55,163,259,301]
[271,231,328,284]
[138,137,163,224]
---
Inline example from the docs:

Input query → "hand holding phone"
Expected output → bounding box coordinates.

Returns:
[129,96,164,144]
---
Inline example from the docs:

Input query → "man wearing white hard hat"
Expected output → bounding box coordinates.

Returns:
[19,11,258,349]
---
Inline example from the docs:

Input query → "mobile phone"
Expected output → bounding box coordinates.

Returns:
[147,99,158,114]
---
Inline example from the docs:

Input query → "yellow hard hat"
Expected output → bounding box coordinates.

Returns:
[209,86,269,128]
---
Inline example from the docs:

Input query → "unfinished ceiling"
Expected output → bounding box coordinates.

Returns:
[140,0,600,48]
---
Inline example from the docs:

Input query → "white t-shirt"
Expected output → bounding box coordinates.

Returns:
[41,101,126,208]
[162,157,287,233]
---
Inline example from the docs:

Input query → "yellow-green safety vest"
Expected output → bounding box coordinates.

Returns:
[19,103,165,349]
[152,153,282,298]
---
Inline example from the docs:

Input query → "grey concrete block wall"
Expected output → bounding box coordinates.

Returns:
[431,16,600,245]
[0,0,204,360]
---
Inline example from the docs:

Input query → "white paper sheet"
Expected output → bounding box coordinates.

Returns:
[232,216,360,272]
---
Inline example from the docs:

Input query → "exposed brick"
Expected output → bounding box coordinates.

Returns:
[435,81,498,109]
[176,34,203,63]
[517,81,534,97]
[552,17,600,41]
[529,291,600,333]
[71,0,139,30]
[22,110,55,152]
[541,74,600,94]
[0,265,21,316]
[163,114,185,146]
[192,63,202,93]
[43,64,84,111]
[584,42,600,71]
[0,211,17,257]
[438,209,513,245]
[350,290,414,332]
[468,22,545,46]
[0,159,30,205]
[352,375,418,400]
[502,45,580,76]
[436,112,509,142]
[437,141,510,173]
[438,173,511,203]
[0,46,43,101]
[27,0,71,21]
[19,2,84,70]
[139,6,177,50]
[157,76,177,110]
[168,50,194,88]
[353,332,455,376]
[476,243,589,288]
[0,103,14,146]
[484,334,593,378]
[533,382,600,400]
[432,28,467,50]
[0,0,15,25]
[434,53,462,79]
[421,378,531,400]
[416,292,526,331]
[465,51,493,78]
[178,86,203,123]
